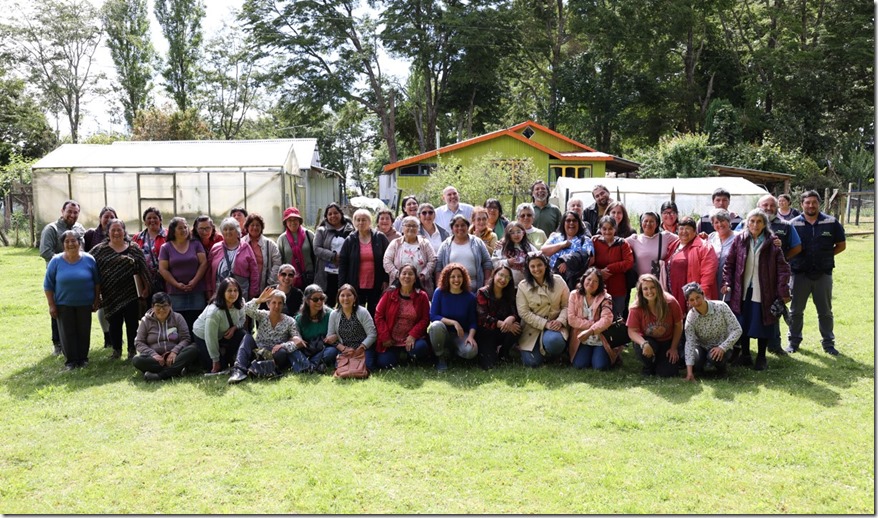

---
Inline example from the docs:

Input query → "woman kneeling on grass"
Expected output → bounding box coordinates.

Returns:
[626,274,683,377]
[374,264,432,370]
[475,265,521,369]
[428,263,479,372]
[325,284,378,372]
[515,253,570,368]
[567,267,618,370]
[683,282,741,381]
[193,277,246,375]
[133,292,198,382]
[228,287,301,383]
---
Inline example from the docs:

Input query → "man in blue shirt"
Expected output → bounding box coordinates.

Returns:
[785,190,846,355]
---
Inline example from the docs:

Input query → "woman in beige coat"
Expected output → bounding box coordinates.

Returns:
[515,253,569,367]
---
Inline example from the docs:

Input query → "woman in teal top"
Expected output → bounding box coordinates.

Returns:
[291,284,334,372]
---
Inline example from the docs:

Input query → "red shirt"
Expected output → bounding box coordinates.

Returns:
[626,292,683,342]
[358,240,375,289]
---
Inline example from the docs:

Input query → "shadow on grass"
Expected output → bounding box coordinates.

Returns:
[2,339,871,408]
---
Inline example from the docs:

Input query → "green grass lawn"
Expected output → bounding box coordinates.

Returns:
[0,237,873,513]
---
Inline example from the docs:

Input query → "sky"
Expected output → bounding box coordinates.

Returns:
[7,0,410,139]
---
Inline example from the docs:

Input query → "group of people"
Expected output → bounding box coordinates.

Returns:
[40,181,846,383]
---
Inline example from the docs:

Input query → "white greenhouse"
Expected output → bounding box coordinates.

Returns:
[551,176,770,219]
[31,139,342,238]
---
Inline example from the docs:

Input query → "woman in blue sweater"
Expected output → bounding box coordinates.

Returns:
[44,230,101,370]
[428,263,478,372]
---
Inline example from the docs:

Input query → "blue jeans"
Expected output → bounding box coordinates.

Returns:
[428,322,477,360]
[572,344,610,370]
[374,339,431,370]
[520,330,566,367]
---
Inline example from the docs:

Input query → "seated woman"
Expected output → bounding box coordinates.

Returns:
[265,263,304,317]
[475,265,521,369]
[325,284,378,372]
[491,222,538,286]
[428,263,479,372]
[541,210,594,289]
[290,284,335,373]
[567,267,617,370]
[683,283,742,381]
[627,274,683,377]
[193,277,246,374]
[133,292,198,381]
[516,253,570,368]
[374,264,432,370]
[228,287,301,383]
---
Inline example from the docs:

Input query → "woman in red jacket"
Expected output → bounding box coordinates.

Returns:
[373,264,431,369]
[664,217,718,311]
[591,216,634,318]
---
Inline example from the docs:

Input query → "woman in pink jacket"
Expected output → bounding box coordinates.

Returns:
[567,267,618,370]
[664,217,718,311]
[207,217,260,300]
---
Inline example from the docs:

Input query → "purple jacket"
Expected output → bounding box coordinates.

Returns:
[721,231,791,326]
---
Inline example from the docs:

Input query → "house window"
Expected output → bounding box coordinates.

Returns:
[399,164,435,176]
[552,165,593,181]
[522,127,535,139]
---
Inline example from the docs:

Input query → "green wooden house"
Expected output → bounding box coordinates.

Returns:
[379,120,639,203]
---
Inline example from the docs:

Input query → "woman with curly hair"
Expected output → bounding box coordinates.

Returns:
[428,263,478,372]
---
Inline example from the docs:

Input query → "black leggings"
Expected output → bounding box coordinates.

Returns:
[108,299,141,355]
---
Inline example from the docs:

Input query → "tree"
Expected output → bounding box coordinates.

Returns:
[422,154,542,209]
[3,0,103,143]
[101,0,157,129]
[154,0,205,111]
[0,72,58,166]
[635,133,717,179]
[200,21,264,140]
[131,104,212,141]
[241,0,401,162]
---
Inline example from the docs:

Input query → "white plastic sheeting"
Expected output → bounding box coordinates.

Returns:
[30,139,335,237]
[551,176,769,219]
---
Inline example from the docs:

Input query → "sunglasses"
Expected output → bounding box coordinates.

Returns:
[310,296,326,302]
[519,213,534,218]
[420,211,434,215]
[278,272,294,277]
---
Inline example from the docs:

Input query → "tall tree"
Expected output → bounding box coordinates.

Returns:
[241,0,400,162]
[0,71,58,166]
[3,0,103,143]
[101,0,157,129]
[200,21,264,140]
[154,0,205,111]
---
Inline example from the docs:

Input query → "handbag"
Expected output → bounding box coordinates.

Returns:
[602,318,630,348]
[247,359,279,378]
[334,347,369,379]
[649,233,664,277]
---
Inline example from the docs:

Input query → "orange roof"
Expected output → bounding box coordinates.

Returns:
[383,120,610,172]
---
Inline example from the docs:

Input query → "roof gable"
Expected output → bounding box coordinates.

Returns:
[383,121,608,172]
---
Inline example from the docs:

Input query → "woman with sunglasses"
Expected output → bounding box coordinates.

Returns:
[515,203,547,247]
[266,263,304,317]
[541,210,594,289]
[289,284,335,373]
[417,202,449,254]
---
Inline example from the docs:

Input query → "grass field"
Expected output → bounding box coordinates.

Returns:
[0,236,873,514]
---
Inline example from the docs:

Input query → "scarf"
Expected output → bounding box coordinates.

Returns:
[285,226,307,288]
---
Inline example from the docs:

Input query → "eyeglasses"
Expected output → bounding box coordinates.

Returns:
[153,303,171,310]
[310,296,326,302]
[403,224,419,229]
[278,272,294,277]
[420,211,434,215]
[564,219,579,224]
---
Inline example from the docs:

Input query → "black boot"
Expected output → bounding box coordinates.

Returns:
[753,341,767,371]
[735,341,753,367]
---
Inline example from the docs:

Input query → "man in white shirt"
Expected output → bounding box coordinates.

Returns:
[434,185,474,233]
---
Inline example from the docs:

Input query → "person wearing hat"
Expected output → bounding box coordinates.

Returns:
[277,207,316,290]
